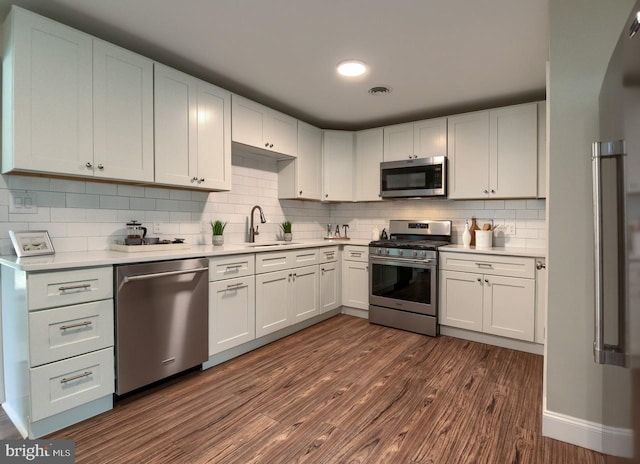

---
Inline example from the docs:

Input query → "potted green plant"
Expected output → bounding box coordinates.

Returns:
[280,220,292,241]
[210,220,227,246]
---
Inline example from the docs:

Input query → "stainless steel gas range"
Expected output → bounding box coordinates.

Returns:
[368,219,452,336]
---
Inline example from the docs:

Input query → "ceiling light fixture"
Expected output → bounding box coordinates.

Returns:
[337,60,367,77]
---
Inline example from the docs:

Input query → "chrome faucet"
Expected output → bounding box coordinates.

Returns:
[249,205,267,242]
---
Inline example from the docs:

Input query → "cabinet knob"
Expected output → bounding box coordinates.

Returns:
[325,194,328,198]
[483,189,488,194]
[85,162,93,169]
[484,279,490,285]
[491,189,495,194]
[97,164,104,170]
[477,278,482,283]
[536,261,546,270]
[269,143,274,148]
[191,177,197,183]
[299,190,303,195]
[265,142,269,148]
[199,178,205,183]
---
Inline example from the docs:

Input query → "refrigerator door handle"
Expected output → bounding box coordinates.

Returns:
[592,140,628,367]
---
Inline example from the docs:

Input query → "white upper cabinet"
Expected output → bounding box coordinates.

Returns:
[154,63,231,190]
[448,103,538,199]
[278,121,322,200]
[355,128,383,202]
[489,103,538,198]
[232,94,297,158]
[93,40,154,182]
[323,130,354,202]
[383,117,447,161]
[2,7,93,176]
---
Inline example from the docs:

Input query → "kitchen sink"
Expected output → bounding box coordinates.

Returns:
[245,242,301,248]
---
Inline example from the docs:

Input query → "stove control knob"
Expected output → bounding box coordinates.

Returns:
[377,248,383,255]
[385,249,390,255]
[412,251,418,257]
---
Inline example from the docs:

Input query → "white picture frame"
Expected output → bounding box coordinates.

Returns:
[9,230,55,257]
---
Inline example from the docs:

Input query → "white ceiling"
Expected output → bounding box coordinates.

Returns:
[0,0,549,130]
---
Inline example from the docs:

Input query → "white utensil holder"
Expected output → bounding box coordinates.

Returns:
[475,230,493,248]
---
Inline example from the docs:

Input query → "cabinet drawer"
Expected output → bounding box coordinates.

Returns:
[319,246,338,263]
[28,267,113,310]
[209,254,255,281]
[30,347,114,422]
[343,245,369,262]
[439,252,534,279]
[290,248,318,266]
[255,251,291,274]
[29,300,114,367]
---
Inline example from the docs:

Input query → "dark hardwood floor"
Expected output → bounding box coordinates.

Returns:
[2,315,604,463]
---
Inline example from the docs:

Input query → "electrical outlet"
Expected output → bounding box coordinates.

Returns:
[153,222,162,234]
[9,191,38,214]
[504,222,516,235]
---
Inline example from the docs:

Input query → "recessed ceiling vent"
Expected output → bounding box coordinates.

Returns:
[368,86,392,95]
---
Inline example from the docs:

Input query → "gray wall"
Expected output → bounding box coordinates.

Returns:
[546,0,634,426]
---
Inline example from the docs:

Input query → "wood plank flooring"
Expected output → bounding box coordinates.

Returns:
[1,315,604,463]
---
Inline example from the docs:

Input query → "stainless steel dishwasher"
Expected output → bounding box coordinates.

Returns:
[115,258,208,395]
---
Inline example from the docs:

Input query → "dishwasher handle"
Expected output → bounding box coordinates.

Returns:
[122,267,208,284]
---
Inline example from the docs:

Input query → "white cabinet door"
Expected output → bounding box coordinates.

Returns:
[209,276,255,355]
[414,117,447,158]
[279,121,322,200]
[482,275,535,341]
[155,63,230,190]
[447,111,490,199]
[154,63,197,187]
[320,262,340,312]
[231,94,265,148]
[232,94,297,158]
[255,269,291,337]
[341,260,369,310]
[489,103,537,198]
[195,81,232,190]
[355,128,383,202]
[323,130,354,201]
[290,265,320,324]
[4,7,93,176]
[93,40,154,182]
[266,110,298,157]
[383,122,414,161]
[439,270,484,331]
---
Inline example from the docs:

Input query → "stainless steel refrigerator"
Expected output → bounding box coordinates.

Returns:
[592,2,640,461]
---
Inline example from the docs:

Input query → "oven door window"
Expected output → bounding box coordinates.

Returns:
[371,262,432,306]
[381,164,443,193]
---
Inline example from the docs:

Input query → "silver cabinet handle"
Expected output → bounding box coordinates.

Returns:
[97,164,104,170]
[536,261,546,270]
[226,282,244,289]
[61,371,92,384]
[59,283,91,292]
[350,252,362,257]
[226,265,242,270]
[123,267,208,283]
[592,140,627,367]
[60,321,92,330]
[85,162,93,169]
[476,263,493,269]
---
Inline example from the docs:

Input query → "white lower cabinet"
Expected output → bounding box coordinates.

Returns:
[439,252,537,342]
[256,265,319,337]
[320,262,340,312]
[208,276,256,356]
[341,246,369,310]
[1,265,114,438]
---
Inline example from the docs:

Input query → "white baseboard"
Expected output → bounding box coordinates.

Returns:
[542,408,633,458]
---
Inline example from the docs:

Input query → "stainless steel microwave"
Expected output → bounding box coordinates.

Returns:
[380,156,447,198]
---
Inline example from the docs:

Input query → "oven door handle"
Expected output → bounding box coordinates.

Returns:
[369,256,434,268]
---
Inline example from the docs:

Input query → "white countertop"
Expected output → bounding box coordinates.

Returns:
[0,239,371,272]
[441,244,546,259]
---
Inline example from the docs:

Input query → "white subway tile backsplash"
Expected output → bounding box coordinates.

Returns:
[0,155,547,253]
[100,195,130,210]
[50,179,86,193]
[66,193,100,209]
[52,237,88,253]
[86,181,118,195]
